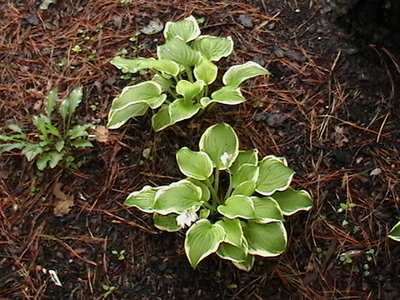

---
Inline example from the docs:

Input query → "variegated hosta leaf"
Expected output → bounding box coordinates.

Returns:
[215,218,243,247]
[222,61,270,88]
[111,56,180,76]
[164,15,201,43]
[230,149,258,174]
[231,180,256,197]
[157,38,201,66]
[199,123,239,170]
[251,197,284,223]
[256,157,295,196]
[194,58,218,85]
[217,195,254,220]
[243,221,287,257]
[270,188,313,216]
[168,98,201,124]
[389,221,400,242]
[153,179,203,215]
[201,86,245,108]
[58,86,83,120]
[231,164,259,188]
[191,35,234,61]
[124,185,159,213]
[176,80,204,100]
[184,219,225,268]
[152,74,173,91]
[176,147,213,180]
[108,102,148,129]
[232,253,255,271]
[217,243,247,263]
[188,179,211,203]
[153,213,181,232]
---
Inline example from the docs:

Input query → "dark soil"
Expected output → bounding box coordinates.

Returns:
[1,0,400,299]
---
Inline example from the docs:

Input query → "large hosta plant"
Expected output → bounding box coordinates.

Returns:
[124,123,312,270]
[108,16,270,131]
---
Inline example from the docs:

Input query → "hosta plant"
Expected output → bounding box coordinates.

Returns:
[0,87,93,170]
[108,16,270,131]
[389,221,400,242]
[124,123,312,270]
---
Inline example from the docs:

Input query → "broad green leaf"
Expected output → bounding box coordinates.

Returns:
[0,143,27,154]
[191,35,233,61]
[201,86,245,107]
[251,197,284,223]
[215,218,243,247]
[243,222,287,257]
[271,188,313,216]
[36,153,52,170]
[21,143,43,161]
[231,180,256,197]
[152,74,173,91]
[184,219,225,268]
[232,164,259,188]
[55,140,64,152]
[176,147,213,180]
[70,139,93,148]
[67,124,91,140]
[151,105,172,132]
[108,103,148,129]
[59,86,83,120]
[230,149,258,174]
[168,98,201,124]
[198,208,210,219]
[256,157,295,196]
[153,213,181,232]
[124,186,159,213]
[176,80,204,100]
[217,243,247,263]
[32,115,52,137]
[264,155,288,167]
[199,123,239,170]
[222,62,270,88]
[217,195,254,220]
[157,39,201,66]
[7,124,24,133]
[187,179,211,202]
[153,180,203,214]
[109,81,165,111]
[194,58,218,85]
[111,56,180,76]
[45,88,58,118]
[232,254,255,271]
[48,151,64,168]
[389,221,400,242]
[164,15,200,43]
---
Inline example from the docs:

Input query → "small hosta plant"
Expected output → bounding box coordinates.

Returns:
[124,123,312,271]
[108,16,270,131]
[389,221,400,242]
[0,87,93,170]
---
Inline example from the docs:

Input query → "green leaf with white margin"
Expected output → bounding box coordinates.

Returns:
[168,98,201,125]
[153,213,181,232]
[217,195,254,220]
[176,147,213,180]
[270,188,312,216]
[45,88,58,118]
[194,58,218,85]
[176,80,204,100]
[184,219,225,268]
[231,180,256,197]
[164,15,200,43]
[187,179,211,203]
[388,221,400,242]
[201,86,245,108]
[152,105,172,132]
[153,179,203,215]
[59,86,83,120]
[108,102,148,129]
[152,74,173,91]
[157,38,202,66]
[230,149,258,174]
[223,61,270,88]
[191,35,234,61]
[251,197,284,223]
[232,164,259,188]
[217,243,247,263]
[243,221,287,257]
[215,218,243,247]
[232,253,255,271]
[111,56,180,76]
[256,157,295,196]
[125,186,161,213]
[199,123,239,170]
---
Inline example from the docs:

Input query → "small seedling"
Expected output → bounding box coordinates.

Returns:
[336,202,356,213]
[102,285,117,298]
[111,249,126,260]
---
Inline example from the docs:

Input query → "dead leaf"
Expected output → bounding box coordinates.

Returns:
[53,183,74,217]
[91,125,109,143]
[334,126,349,148]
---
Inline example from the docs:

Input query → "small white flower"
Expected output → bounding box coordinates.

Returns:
[220,152,231,166]
[176,211,198,228]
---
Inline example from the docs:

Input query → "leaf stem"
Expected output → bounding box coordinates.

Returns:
[224,171,233,200]
[205,177,219,207]
[213,168,220,198]
[185,66,194,83]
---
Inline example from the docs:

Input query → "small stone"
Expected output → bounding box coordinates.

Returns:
[238,14,253,28]
[26,15,39,25]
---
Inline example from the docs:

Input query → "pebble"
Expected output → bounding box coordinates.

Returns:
[238,14,253,28]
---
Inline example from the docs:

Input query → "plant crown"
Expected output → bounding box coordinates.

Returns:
[107,16,270,131]
[0,87,93,170]
[124,123,312,270]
